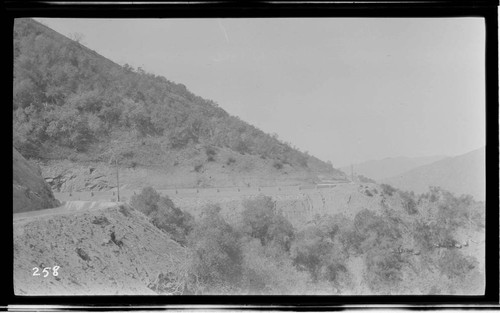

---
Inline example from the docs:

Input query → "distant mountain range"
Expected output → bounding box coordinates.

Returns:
[382,147,485,201]
[340,155,447,181]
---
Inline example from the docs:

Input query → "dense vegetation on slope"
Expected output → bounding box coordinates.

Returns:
[130,186,484,295]
[13,18,336,175]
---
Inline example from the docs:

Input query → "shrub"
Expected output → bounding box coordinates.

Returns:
[273,160,283,170]
[435,249,484,294]
[413,220,456,252]
[226,157,236,165]
[205,146,216,162]
[438,249,478,279]
[420,186,442,202]
[187,205,244,294]
[435,190,475,229]
[364,189,373,197]
[339,228,365,256]
[240,238,311,295]
[290,217,352,290]
[364,249,403,294]
[320,261,352,292]
[169,129,198,149]
[44,107,95,150]
[194,164,203,172]
[129,186,161,216]
[241,195,295,252]
[129,187,194,245]
[205,146,217,157]
[293,153,309,168]
[290,229,329,281]
[398,190,418,215]
[381,184,397,196]
[266,213,295,252]
[234,140,251,155]
[149,199,195,245]
[353,209,402,253]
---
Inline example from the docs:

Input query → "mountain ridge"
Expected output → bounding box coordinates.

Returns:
[340,155,448,181]
[382,146,485,201]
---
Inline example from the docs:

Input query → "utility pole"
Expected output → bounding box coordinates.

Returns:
[116,157,120,202]
[351,164,354,182]
[111,147,120,203]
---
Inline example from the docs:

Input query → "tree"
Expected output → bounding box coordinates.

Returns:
[241,196,295,252]
[364,248,404,294]
[398,190,418,215]
[129,186,161,215]
[290,216,353,292]
[187,205,244,294]
[68,32,84,44]
[130,187,194,245]
[351,209,405,294]
[44,106,94,150]
[240,237,311,294]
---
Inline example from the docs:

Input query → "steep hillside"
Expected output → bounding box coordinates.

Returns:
[13,148,60,213]
[14,203,188,295]
[382,147,485,201]
[340,155,447,181]
[13,18,342,186]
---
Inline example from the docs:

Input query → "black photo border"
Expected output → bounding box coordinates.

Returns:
[3,0,499,310]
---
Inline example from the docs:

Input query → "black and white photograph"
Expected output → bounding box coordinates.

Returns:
[12,15,487,297]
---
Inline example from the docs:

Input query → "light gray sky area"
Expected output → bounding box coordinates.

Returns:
[34,18,485,167]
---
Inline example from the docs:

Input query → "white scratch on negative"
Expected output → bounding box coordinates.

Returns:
[218,19,230,44]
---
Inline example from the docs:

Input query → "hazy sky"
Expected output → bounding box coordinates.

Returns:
[34,18,485,167]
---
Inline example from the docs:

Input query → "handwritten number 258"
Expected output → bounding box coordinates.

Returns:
[32,266,60,277]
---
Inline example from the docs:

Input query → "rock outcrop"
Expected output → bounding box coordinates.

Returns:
[13,148,60,213]
[43,164,113,192]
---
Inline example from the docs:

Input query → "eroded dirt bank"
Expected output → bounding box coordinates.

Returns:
[14,204,188,295]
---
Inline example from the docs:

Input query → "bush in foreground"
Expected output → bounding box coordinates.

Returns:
[289,215,354,293]
[187,205,244,294]
[241,195,295,252]
[130,186,195,245]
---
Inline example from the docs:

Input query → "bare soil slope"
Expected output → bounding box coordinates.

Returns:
[14,203,188,295]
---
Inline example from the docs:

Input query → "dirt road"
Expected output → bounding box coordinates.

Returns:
[52,183,351,202]
[13,201,120,222]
